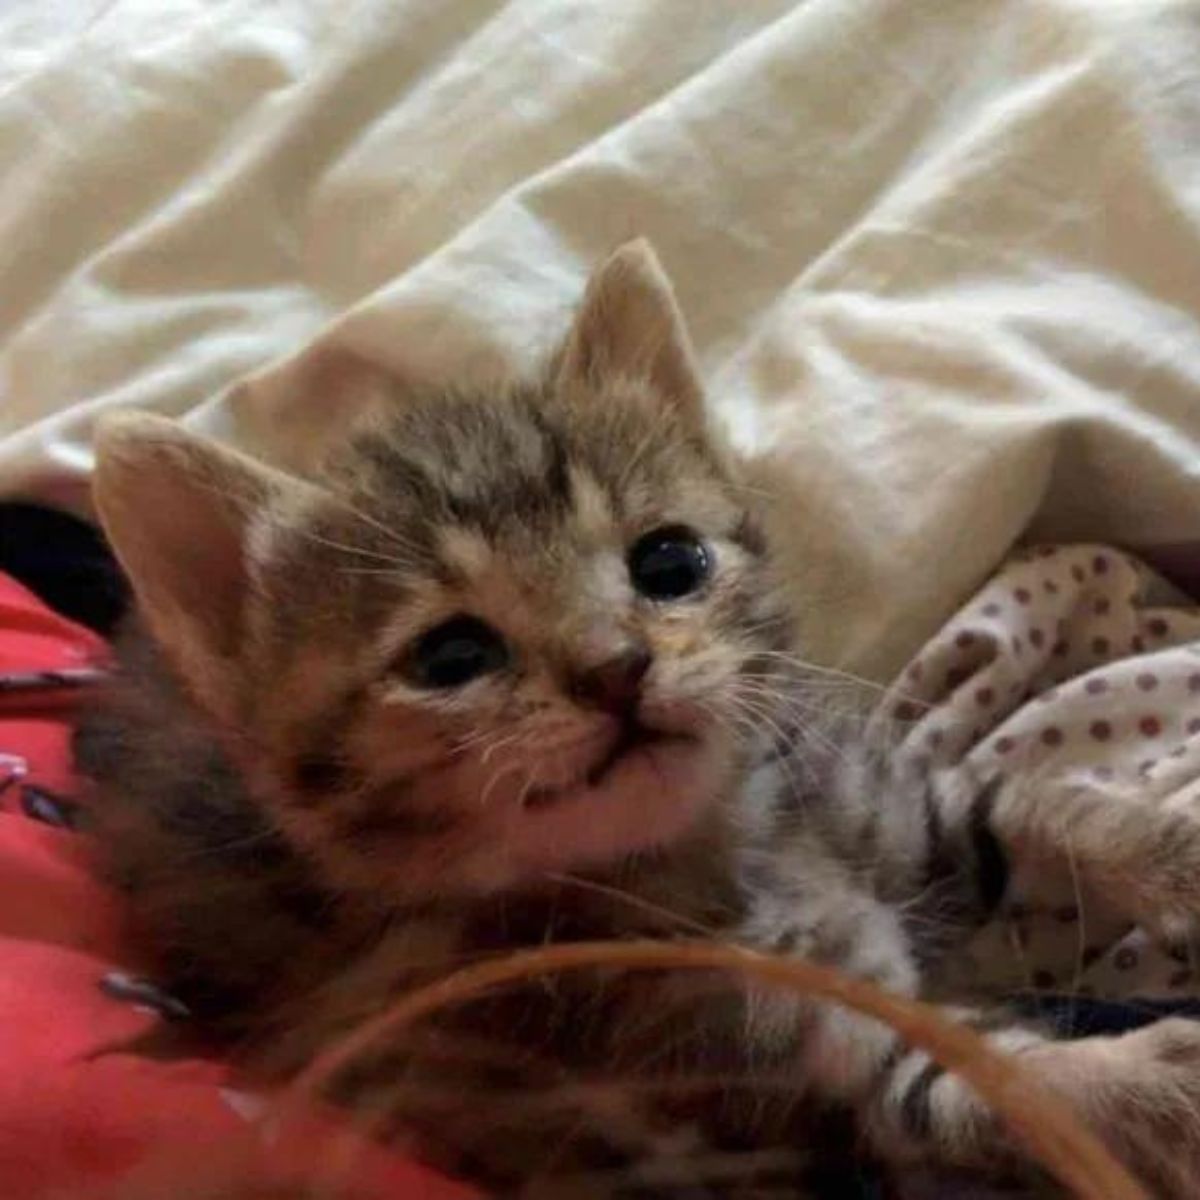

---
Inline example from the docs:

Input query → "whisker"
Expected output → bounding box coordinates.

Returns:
[545,873,718,939]
[293,527,417,570]
[744,650,892,699]
[478,760,524,808]
[326,495,426,559]
[480,732,523,766]
[730,688,852,772]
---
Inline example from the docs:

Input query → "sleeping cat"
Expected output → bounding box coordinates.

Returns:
[76,241,1200,1197]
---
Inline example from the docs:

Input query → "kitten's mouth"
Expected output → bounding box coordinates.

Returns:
[584,719,670,787]
[524,720,688,810]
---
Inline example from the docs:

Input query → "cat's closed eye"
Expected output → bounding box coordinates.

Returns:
[627,524,711,601]
[404,615,509,689]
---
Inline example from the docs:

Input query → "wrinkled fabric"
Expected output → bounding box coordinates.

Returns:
[2,1,1200,681]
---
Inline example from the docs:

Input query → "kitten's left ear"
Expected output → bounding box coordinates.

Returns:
[91,413,320,720]
[556,239,704,416]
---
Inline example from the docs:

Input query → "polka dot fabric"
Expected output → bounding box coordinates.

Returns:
[888,544,1200,1000]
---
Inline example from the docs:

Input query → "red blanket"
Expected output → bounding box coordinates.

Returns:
[0,572,469,1199]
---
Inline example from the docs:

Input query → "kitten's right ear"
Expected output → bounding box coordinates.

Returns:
[92,413,316,716]
[556,239,704,418]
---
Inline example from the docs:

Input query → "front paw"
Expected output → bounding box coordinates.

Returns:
[1082,1018,1200,1198]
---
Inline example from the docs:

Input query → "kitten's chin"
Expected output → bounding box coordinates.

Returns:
[494,733,732,881]
[292,735,735,902]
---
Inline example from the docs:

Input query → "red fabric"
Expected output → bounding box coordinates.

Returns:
[0,573,471,1199]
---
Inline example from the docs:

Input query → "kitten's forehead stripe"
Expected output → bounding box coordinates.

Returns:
[345,392,582,542]
[525,399,573,509]
[335,386,731,552]
[354,433,440,511]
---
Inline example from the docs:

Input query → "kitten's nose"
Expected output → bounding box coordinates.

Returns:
[571,649,652,715]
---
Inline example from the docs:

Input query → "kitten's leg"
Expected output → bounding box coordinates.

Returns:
[866,1009,1200,1197]
[964,770,1200,929]
[903,772,1200,1188]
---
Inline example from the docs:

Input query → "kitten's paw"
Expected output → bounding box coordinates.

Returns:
[986,770,1200,928]
[1080,1018,1200,1197]
[887,1018,1200,1197]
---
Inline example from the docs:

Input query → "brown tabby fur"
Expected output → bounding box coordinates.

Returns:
[76,242,1200,1198]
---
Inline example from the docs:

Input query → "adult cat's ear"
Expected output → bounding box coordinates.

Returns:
[557,239,704,416]
[92,413,316,717]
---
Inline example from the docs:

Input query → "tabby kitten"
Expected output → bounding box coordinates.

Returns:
[78,241,1200,1198]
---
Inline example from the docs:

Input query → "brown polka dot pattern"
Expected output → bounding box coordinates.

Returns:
[881,543,1200,1004]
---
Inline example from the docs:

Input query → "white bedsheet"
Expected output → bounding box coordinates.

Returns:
[2,0,1200,680]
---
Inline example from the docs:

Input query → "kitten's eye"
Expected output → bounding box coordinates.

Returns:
[628,525,711,601]
[407,616,509,689]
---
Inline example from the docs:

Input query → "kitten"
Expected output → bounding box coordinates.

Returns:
[77,241,1200,1198]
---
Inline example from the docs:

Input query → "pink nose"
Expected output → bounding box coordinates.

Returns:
[570,649,652,715]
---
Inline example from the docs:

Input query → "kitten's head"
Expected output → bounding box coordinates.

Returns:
[93,241,795,899]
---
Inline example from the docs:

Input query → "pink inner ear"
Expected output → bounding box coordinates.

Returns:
[559,244,704,415]
[93,421,278,677]
[165,498,253,658]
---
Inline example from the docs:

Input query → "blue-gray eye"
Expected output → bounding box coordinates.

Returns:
[628,525,711,601]
[408,615,508,689]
